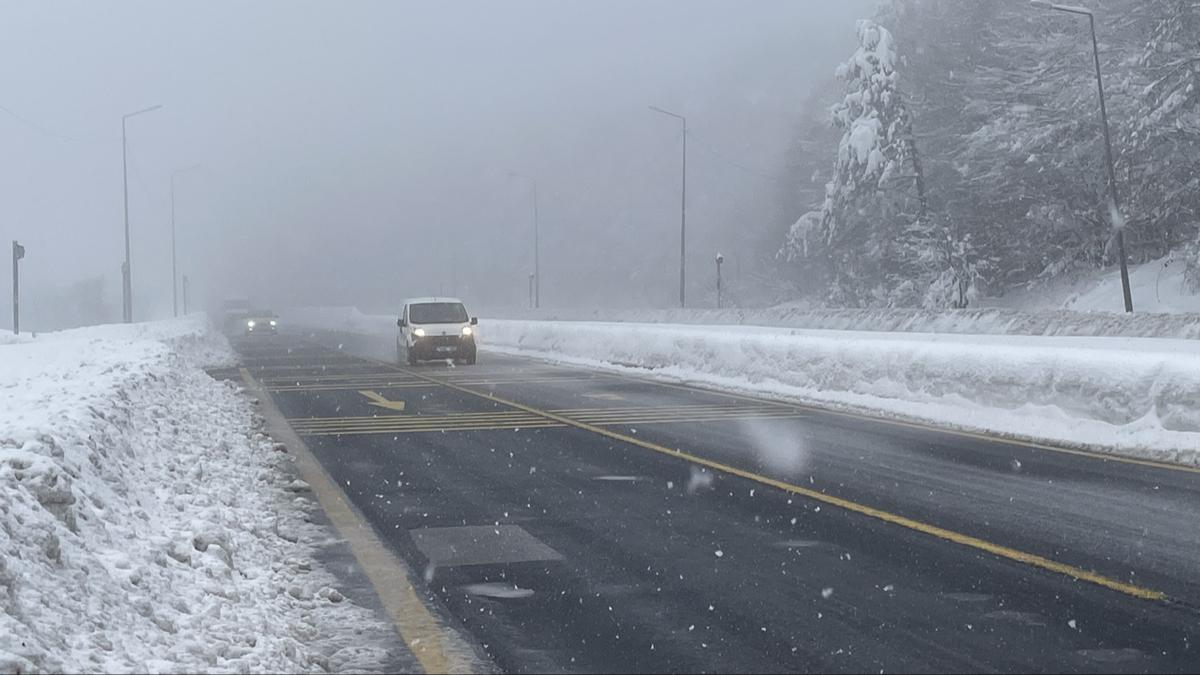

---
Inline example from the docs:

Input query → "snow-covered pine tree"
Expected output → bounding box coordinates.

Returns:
[813,19,927,306]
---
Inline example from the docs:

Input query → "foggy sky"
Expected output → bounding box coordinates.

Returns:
[1,0,870,327]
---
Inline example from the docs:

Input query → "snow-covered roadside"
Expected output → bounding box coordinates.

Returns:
[0,316,395,673]
[282,308,1200,465]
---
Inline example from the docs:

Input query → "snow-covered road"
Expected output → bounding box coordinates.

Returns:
[0,317,399,672]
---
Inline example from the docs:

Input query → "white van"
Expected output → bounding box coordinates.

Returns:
[397,297,478,365]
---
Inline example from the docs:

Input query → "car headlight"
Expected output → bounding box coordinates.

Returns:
[269,320,277,327]
[461,326,473,336]
[247,320,256,328]
[413,328,426,337]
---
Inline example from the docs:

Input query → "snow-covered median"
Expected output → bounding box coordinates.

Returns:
[0,316,393,672]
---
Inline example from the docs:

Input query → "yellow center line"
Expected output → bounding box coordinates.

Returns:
[285,403,801,425]
[389,362,1172,604]
[581,366,1200,477]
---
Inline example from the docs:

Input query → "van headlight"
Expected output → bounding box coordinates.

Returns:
[461,326,473,336]
[413,328,426,338]
[269,320,277,327]
[247,320,256,328]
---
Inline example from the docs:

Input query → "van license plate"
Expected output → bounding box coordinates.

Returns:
[436,346,456,353]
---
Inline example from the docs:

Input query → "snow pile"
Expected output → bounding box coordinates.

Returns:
[484,304,1200,340]
[479,320,1200,464]
[0,316,392,672]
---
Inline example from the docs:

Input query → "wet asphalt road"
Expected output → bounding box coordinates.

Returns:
[230,331,1200,674]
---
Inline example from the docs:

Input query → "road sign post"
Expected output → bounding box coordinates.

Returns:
[12,240,25,335]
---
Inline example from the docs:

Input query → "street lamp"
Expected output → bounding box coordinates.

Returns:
[122,103,163,323]
[1030,1,1133,312]
[171,164,201,317]
[508,171,540,308]
[650,105,687,308]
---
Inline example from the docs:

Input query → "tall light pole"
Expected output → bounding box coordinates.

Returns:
[508,172,540,308]
[1030,1,1132,312]
[650,105,687,308]
[170,164,200,317]
[122,104,163,323]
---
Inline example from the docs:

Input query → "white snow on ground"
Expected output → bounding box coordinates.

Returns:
[982,255,1200,315]
[283,308,1200,465]
[0,315,394,673]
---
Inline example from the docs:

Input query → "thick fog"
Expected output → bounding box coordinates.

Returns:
[1,0,869,328]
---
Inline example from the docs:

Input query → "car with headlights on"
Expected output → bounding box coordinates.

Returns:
[243,310,278,336]
[397,297,477,365]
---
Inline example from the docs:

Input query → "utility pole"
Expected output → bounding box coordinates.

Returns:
[12,241,25,335]
[528,273,535,309]
[650,105,687,308]
[509,172,540,308]
[121,104,163,323]
[182,275,190,315]
[716,253,724,309]
[1030,1,1132,312]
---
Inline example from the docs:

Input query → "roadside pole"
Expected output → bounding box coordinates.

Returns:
[182,275,190,315]
[12,240,25,334]
[716,253,724,309]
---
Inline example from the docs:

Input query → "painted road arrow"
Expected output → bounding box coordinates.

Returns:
[358,390,407,412]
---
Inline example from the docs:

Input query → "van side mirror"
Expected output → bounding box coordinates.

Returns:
[397,318,406,328]
[470,317,478,326]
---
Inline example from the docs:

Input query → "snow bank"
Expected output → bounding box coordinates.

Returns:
[0,316,393,672]
[480,320,1200,463]
[482,304,1200,339]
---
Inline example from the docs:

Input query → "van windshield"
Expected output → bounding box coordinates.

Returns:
[409,303,468,324]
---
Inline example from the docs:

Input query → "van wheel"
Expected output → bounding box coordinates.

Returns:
[406,350,419,366]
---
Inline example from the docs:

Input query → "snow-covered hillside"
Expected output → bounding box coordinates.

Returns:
[981,256,1200,315]
[0,316,393,672]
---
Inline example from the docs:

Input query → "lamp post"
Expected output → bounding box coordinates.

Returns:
[650,105,687,308]
[182,274,190,315]
[121,104,163,323]
[509,172,540,308]
[715,253,724,309]
[1030,1,1132,312]
[170,164,200,317]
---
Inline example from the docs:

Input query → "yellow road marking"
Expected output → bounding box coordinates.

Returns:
[287,403,783,425]
[358,389,408,412]
[619,376,1200,476]
[392,364,1172,604]
[238,368,478,673]
[287,408,803,434]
